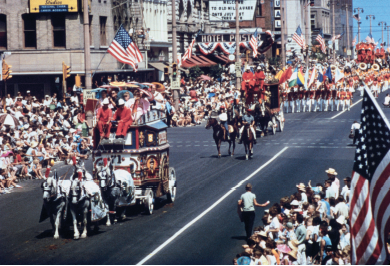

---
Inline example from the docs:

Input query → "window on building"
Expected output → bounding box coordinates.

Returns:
[311,14,316,31]
[256,0,262,16]
[52,14,66,48]
[89,15,93,46]
[22,14,36,48]
[100,16,107,46]
[0,14,6,49]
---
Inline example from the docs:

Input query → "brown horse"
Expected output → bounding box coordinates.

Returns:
[242,125,254,160]
[205,118,238,158]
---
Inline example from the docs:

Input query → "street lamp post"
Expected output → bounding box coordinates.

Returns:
[354,7,364,43]
[378,21,387,45]
[366,15,375,36]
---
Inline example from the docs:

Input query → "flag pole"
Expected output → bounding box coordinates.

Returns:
[83,0,92,90]
[91,24,124,79]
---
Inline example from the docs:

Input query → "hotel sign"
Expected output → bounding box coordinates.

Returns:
[30,0,78,13]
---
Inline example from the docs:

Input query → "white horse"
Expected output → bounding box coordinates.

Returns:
[41,171,71,239]
[96,158,135,226]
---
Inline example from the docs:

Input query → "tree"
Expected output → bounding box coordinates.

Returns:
[208,64,223,80]
[188,66,204,80]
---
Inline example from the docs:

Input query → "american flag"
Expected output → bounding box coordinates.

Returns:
[107,25,143,72]
[332,32,344,42]
[352,35,357,47]
[292,25,305,49]
[350,87,390,265]
[249,29,259,58]
[181,30,201,64]
[366,33,374,44]
[316,29,326,53]
[353,14,360,21]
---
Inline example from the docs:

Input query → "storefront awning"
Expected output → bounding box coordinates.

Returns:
[149,62,166,72]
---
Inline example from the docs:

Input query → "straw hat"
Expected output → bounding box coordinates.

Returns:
[325,168,338,175]
[296,183,306,191]
[30,141,38,148]
[287,249,298,260]
[257,231,267,238]
[288,240,299,251]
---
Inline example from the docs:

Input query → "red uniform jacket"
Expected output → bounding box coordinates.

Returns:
[254,71,265,92]
[113,106,132,123]
[97,107,113,123]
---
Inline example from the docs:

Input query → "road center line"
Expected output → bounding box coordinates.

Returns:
[329,98,363,119]
[136,147,289,265]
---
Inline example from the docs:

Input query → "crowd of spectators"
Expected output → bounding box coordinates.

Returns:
[0,89,91,195]
[235,168,353,265]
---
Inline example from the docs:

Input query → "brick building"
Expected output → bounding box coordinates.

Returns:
[0,0,156,99]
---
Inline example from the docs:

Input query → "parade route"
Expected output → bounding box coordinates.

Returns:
[1,91,390,264]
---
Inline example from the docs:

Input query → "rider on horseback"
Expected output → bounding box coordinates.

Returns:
[238,108,257,144]
[219,106,230,140]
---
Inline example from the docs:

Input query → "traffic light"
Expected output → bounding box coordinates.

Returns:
[164,66,169,76]
[172,63,177,81]
[246,50,251,61]
[2,60,12,80]
[62,61,71,81]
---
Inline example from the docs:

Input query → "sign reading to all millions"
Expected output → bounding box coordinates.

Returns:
[30,0,78,13]
[209,0,257,22]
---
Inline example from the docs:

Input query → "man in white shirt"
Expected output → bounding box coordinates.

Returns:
[5,94,13,107]
[70,92,79,107]
[384,93,390,106]
[351,121,361,145]
[334,195,349,219]
[340,176,351,202]
[218,106,229,140]
[151,85,164,110]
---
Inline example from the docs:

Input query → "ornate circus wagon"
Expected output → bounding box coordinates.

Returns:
[92,109,176,214]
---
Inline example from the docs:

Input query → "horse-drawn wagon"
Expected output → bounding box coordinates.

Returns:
[254,82,284,136]
[92,109,176,215]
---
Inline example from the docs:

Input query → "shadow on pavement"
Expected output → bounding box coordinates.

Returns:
[231,236,247,241]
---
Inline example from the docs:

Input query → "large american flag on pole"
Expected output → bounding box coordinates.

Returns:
[107,25,143,72]
[249,28,259,58]
[352,35,357,47]
[350,86,390,265]
[181,30,201,64]
[292,25,305,49]
[332,32,344,42]
[366,33,374,44]
[316,29,326,53]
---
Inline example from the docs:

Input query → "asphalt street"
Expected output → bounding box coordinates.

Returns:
[1,90,389,265]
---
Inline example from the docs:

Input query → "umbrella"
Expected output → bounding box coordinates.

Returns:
[277,244,291,254]
[117,90,134,99]
[125,83,140,88]
[142,83,153,86]
[199,74,211,81]
[92,88,107,93]
[0,114,20,127]
[109,81,127,87]
[128,82,149,89]
[1,151,13,157]
[138,88,154,101]
[152,82,165,93]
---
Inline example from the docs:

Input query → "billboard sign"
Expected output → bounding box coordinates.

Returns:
[209,0,257,22]
[30,0,78,13]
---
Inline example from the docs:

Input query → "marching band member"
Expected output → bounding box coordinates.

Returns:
[345,88,352,111]
[288,87,295,113]
[372,79,379,98]
[315,85,322,112]
[297,87,305,113]
[308,84,316,112]
[281,83,288,111]
[331,83,337,111]
[338,85,346,111]
[324,81,331,112]
[304,87,310,112]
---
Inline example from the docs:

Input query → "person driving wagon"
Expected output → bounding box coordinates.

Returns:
[238,108,257,144]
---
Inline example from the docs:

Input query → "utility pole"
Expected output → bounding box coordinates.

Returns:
[83,0,91,90]
[345,3,350,60]
[354,7,364,43]
[332,0,335,63]
[305,0,309,67]
[280,0,286,67]
[235,0,240,90]
[172,0,179,110]
[386,25,390,50]
[378,21,387,45]
[366,15,375,36]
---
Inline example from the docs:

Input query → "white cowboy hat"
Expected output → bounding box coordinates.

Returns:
[290,200,299,206]
[118,98,125,106]
[102,98,109,105]
[325,168,338,175]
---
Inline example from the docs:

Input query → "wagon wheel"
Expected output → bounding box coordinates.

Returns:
[144,190,154,215]
[160,156,169,194]
[278,109,285,132]
[271,116,277,135]
[166,167,176,203]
